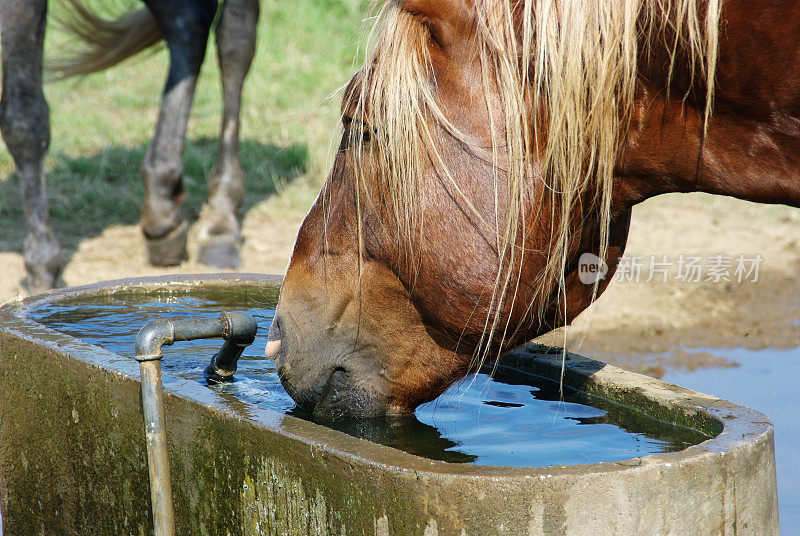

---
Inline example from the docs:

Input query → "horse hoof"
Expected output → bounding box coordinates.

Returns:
[21,261,61,295]
[145,220,189,266]
[23,234,62,294]
[198,238,241,269]
[21,272,58,295]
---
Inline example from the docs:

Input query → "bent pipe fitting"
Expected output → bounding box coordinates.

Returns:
[133,311,258,536]
[135,311,258,380]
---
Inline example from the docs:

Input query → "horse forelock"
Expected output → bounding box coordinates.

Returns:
[347,0,721,359]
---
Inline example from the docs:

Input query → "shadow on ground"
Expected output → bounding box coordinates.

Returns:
[0,137,307,256]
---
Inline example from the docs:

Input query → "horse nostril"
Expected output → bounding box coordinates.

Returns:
[329,366,349,387]
[265,339,281,358]
[313,367,350,419]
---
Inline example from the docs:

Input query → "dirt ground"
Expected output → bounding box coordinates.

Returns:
[541,192,800,374]
[2,190,799,374]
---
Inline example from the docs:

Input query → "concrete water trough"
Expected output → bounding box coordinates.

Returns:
[0,274,779,535]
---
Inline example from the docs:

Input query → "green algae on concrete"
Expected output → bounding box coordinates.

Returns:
[0,274,780,535]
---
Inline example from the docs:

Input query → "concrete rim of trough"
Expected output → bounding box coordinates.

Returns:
[0,273,775,481]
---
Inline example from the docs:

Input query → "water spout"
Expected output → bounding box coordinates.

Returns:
[134,311,258,536]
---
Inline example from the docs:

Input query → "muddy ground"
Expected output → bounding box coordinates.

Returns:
[2,190,799,375]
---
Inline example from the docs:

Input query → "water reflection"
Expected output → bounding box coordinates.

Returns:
[292,409,479,463]
[30,292,710,467]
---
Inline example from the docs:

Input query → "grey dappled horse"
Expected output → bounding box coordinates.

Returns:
[0,0,259,293]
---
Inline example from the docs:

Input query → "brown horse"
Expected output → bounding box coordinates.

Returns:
[265,0,800,419]
[0,0,258,293]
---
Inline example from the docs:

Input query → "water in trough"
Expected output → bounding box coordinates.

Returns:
[29,291,710,467]
[659,347,799,532]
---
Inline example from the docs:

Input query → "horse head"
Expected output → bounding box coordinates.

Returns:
[267,0,800,418]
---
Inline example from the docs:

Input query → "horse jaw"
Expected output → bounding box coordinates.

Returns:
[267,247,472,419]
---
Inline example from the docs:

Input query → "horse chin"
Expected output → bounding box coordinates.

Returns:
[269,234,471,418]
[282,355,392,419]
[270,315,461,419]
[268,308,394,419]
[267,292,461,419]
[312,368,391,419]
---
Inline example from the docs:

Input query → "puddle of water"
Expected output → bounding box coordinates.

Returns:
[30,293,709,467]
[661,347,799,534]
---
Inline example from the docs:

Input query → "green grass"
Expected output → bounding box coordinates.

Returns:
[0,0,369,253]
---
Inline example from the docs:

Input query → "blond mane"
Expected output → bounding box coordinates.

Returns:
[348,0,721,359]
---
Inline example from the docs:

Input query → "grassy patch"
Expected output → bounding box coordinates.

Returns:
[0,0,369,254]
[0,140,306,252]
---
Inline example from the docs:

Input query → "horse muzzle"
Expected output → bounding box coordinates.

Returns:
[266,313,390,419]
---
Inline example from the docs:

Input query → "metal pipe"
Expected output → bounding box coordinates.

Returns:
[204,312,259,381]
[134,312,258,536]
[138,359,175,536]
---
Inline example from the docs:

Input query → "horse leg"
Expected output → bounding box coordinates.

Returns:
[0,0,61,292]
[196,0,259,269]
[140,0,217,266]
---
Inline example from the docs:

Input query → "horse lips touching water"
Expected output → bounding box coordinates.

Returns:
[266,0,800,418]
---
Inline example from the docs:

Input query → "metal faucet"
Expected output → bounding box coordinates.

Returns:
[134,312,258,536]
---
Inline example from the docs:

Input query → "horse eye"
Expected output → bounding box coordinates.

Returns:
[343,116,373,147]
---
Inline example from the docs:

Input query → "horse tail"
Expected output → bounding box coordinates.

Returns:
[47,1,163,79]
